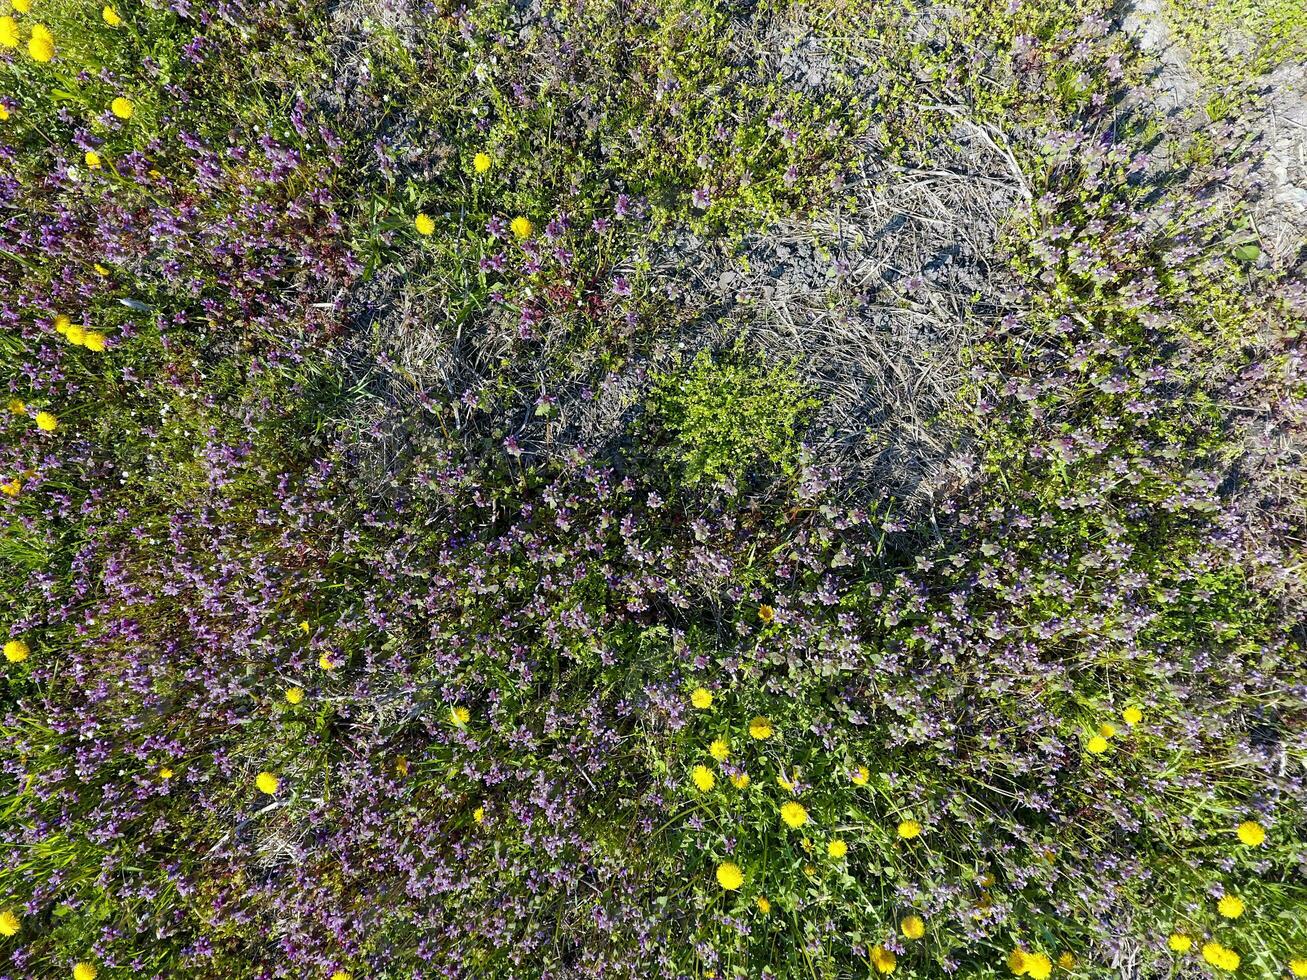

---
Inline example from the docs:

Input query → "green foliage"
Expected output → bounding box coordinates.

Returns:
[646,342,819,487]
[3,0,1305,975]
[808,0,1138,164]
[1164,0,1307,86]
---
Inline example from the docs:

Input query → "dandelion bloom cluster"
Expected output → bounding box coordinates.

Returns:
[1201,942,1241,971]
[27,23,54,61]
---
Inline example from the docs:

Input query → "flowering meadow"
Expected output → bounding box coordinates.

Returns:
[1,0,1305,978]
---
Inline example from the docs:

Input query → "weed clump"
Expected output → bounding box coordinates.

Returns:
[646,342,818,487]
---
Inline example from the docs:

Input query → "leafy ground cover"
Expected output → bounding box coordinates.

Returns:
[1,0,1304,978]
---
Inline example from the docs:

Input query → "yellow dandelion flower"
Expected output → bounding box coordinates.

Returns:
[318,653,336,671]
[715,861,743,890]
[72,964,97,980]
[1168,933,1192,953]
[472,152,492,174]
[896,819,921,839]
[1202,943,1239,971]
[0,16,16,48]
[1057,952,1075,969]
[1123,706,1142,724]
[450,705,470,725]
[84,331,106,352]
[65,324,86,345]
[709,738,729,761]
[1217,894,1244,919]
[12,0,29,12]
[255,771,279,795]
[776,771,794,792]
[748,716,773,740]
[827,839,847,859]
[900,914,925,939]
[414,213,435,236]
[110,97,134,120]
[35,411,58,431]
[331,972,351,980]
[285,686,304,705]
[1008,948,1029,975]
[1086,735,1109,754]
[1236,821,1265,846]
[780,800,808,828]
[1288,958,1307,977]
[85,149,103,168]
[299,620,310,634]
[1,479,20,497]
[851,765,870,786]
[28,35,55,61]
[690,687,713,709]
[102,5,122,25]
[691,765,715,792]
[510,215,533,238]
[758,603,774,623]
[394,756,408,776]
[871,945,897,975]
[1024,953,1052,980]
[158,766,173,779]
[3,639,29,663]
[53,314,70,333]
[0,105,8,121]
[0,909,19,936]
[94,263,111,276]
[28,24,54,62]
[755,895,770,913]
[473,805,485,823]
[7,399,24,414]
[729,772,750,789]
[1098,722,1117,738]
